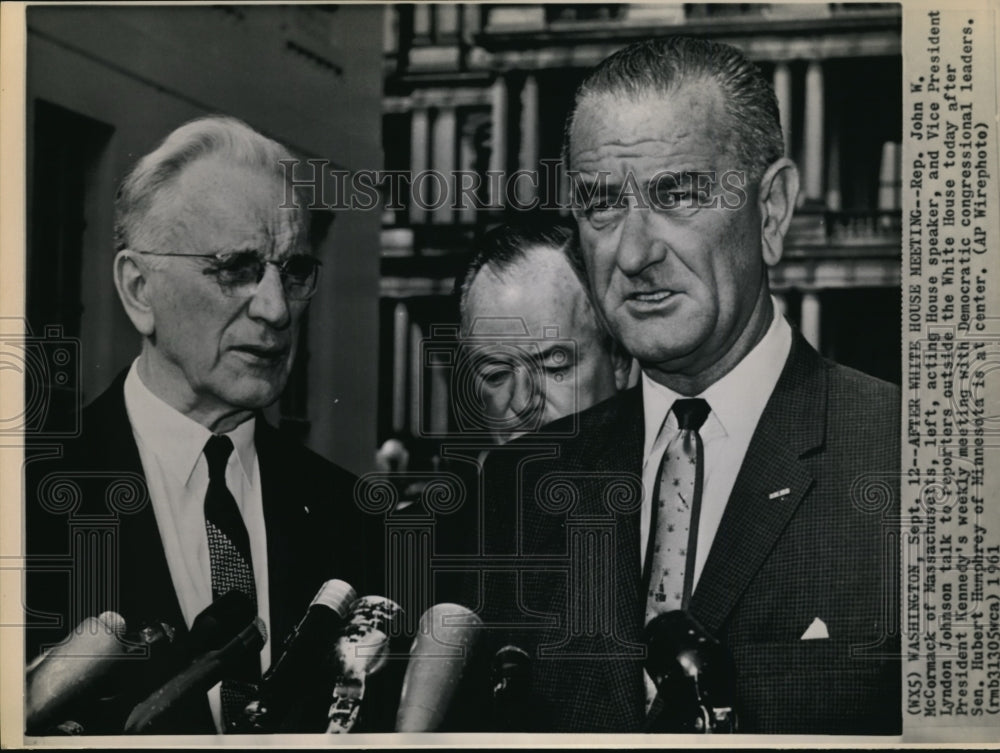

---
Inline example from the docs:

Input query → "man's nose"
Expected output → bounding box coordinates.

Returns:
[615,207,668,276]
[507,364,540,418]
[247,264,291,327]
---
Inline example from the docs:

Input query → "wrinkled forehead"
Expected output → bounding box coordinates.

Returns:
[569,79,729,164]
[464,255,603,345]
[158,156,310,256]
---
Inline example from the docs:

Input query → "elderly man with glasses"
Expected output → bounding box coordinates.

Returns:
[24,116,381,735]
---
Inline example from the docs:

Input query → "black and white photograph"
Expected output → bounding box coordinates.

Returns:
[2,0,998,745]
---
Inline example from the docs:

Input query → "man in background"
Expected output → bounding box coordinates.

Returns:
[457,223,630,443]
[25,115,380,734]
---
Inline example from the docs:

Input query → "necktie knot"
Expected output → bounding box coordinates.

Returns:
[672,398,710,432]
[204,434,234,482]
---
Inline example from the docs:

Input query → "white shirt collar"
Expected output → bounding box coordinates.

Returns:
[123,359,257,486]
[642,300,793,457]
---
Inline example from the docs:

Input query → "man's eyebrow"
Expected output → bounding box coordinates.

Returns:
[572,179,623,203]
[649,169,711,186]
[200,247,256,262]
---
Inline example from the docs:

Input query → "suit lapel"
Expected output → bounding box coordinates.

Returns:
[92,376,187,632]
[690,334,827,635]
[255,421,314,649]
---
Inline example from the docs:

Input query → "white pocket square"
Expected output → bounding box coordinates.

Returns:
[800,617,829,640]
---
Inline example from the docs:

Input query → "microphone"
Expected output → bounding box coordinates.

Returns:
[491,645,530,731]
[330,595,402,679]
[123,617,267,734]
[394,603,482,732]
[49,619,178,735]
[244,579,356,732]
[50,592,254,734]
[643,610,738,733]
[325,595,402,733]
[184,590,257,657]
[25,612,128,734]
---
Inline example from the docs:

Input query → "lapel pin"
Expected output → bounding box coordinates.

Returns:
[768,488,791,500]
[304,505,311,514]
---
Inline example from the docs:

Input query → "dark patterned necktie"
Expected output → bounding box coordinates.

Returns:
[644,399,711,625]
[203,434,259,732]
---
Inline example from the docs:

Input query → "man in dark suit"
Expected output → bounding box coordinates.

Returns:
[24,115,380,734]
[473,37,900,734]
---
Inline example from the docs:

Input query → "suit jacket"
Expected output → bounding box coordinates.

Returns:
[24,371,384,734]
[474,332,901,734]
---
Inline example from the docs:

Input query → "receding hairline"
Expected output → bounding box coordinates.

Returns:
[462,244,603,338]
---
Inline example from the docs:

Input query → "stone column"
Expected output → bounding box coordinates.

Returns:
[392,302,409,432]
[410,108,430,224]
[430,357,449,435]
[826,123,842,211]
[431,106,457,223]
[409,320,423,433]
[516,73,539,207]
[458,120,478,224]
[773,62,793,159]
[489,76,508,207]
[803,61,825,202]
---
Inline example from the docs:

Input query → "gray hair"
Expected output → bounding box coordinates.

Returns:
[114,115,304,253]
[564,36,784,182]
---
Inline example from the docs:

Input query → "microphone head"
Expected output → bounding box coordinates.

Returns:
[643,610,737,732]
[395,603,483,732]
[333,595,402,679]
[97,611,128,637]
[310,579,357,618]
[644,610,730,685]
[492,645,530,692]
[491,645,531,732]
[25,612,129,733]
[493,645,529,675]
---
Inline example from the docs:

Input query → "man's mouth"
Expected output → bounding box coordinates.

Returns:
[629,290,673,303]
[626,289,677,310]
[234,344,289,362]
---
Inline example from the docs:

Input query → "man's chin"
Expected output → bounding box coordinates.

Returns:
[625,339,698,369]
[221,380,286,412]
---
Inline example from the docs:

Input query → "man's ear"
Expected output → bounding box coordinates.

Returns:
[612,346,633,391]
[113,251,155,336]
[758,157,800,267]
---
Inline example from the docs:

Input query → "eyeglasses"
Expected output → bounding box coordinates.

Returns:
[131,250,322,300]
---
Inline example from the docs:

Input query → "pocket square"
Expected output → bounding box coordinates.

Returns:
[800,617,829,640]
